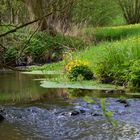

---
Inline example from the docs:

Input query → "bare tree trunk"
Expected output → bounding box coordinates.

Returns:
[21,0,75,34]
[22,0,56,35]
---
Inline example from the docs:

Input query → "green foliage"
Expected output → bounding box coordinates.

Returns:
[0,0,27,24]
[4,47,18,63]
[68,65,93,81]
[30,61,65,72]
[35,24,140,90]
[118,0,140,24]
[100,99,118,127]
[1,26,85,64]
[73,0,120,26]
[92,37,140,87]
[25,32,85,63]
[27,32,81,55]
[35,23,140,90]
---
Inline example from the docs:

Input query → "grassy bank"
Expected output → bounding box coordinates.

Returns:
[30,24,140,90]
[75,36,140,87]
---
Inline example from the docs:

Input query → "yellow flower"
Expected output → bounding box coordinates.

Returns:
[65,59,90,72]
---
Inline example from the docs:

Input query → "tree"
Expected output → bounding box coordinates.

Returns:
[21,0,75,34]
[117,0,140,24]
[72,0,119,27]
[21,0,55,35]
[0,0,28,24]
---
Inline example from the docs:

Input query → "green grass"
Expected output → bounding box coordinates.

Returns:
[84,24,140,41]
[30,61,65,71]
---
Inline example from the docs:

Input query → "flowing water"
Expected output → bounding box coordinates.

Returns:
[0,71,140,140]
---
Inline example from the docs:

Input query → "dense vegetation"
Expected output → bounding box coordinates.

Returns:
[1,27,84,66]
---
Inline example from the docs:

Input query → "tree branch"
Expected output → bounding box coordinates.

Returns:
[0,12,53,38]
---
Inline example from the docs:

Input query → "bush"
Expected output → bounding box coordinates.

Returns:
[66,60,93,81]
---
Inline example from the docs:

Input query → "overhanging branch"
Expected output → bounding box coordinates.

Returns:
[0,12,53,38]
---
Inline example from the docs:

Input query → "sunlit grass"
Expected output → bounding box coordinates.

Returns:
[84,24,140,41]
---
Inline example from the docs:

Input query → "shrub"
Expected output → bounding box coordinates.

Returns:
[66,60,93,81]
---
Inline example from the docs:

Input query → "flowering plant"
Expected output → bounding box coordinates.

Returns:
[65,60,89,72]
[65,60,93,81]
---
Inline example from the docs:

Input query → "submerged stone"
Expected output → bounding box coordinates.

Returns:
[70,111,80,116]
[116,99,130,107]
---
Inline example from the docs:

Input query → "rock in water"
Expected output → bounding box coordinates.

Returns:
[0,114,4,122]
[70,111,80,116]
[116,99,130,107]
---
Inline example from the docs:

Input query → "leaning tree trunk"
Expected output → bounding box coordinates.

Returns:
[22,0,56,35]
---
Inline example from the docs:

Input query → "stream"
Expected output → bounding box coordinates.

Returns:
[0,71,140,140]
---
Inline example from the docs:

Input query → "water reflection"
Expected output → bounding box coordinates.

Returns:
[66,88,140,99]
[0,71,68,106]
[0,71,140,105]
